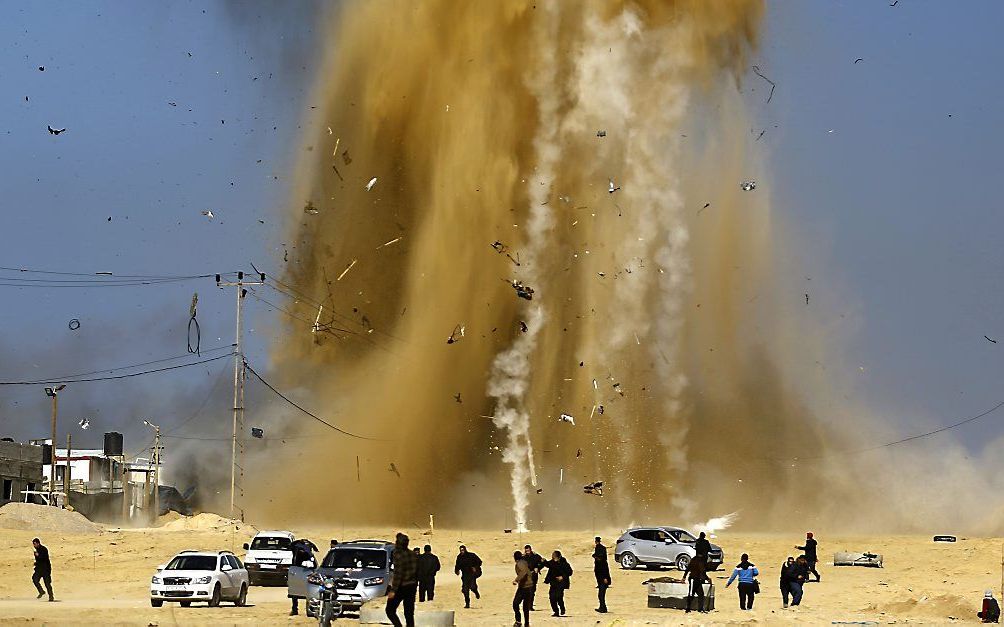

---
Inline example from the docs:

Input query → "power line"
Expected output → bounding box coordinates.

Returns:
[0,346,232,384]
[0,353,232,385]
[245,287,355,337]
[243,361,388,441]
[0,265,228,280]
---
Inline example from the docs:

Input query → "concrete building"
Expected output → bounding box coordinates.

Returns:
[0,439,44,504]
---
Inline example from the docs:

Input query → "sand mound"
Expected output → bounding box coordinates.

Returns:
[866,593,974,619]
[0,502,102,534]
[160,512,253,532]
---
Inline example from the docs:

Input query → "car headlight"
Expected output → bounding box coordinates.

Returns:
[151,576,162,584]
[363,577,385,587]
[194,576,212,585]
[307,572,324,585]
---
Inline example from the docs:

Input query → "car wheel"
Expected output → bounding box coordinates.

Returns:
[619,552,638,570]
[676,554,691,571]
[180,601,191,607]
[208,583,221,607]
[150,599,163,608]
[235,583,247,606]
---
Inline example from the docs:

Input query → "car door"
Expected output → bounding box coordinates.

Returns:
[227,555,245,592]
[219,556,236,596]
[628,529,657,562]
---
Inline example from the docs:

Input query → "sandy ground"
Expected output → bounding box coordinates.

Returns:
[0,521,999,625]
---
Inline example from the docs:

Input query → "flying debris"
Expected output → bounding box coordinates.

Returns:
[805,293,810,305]
[67,318,81,331]
[597,405,605,415]
[251,427,264,439]
[78,418,90,430]
[596,130,606,137]
[388,462,401,477]
[447,324,465,344]
[336,259,357,281]
[201,210,214,220]
[751,65,776,103]
[510,280,534,301]
[454,393,462,403]
[559,413,575,426]
[38,66,44,71]
[612,382,624,396]
[376,237,402,249]
[303,200,319,215]
[365,177,378,191]
[985,336,998,344]
[518,320,528,333]
[490,241,520,266]
[47,125,66,135]
[583,481,604,496]
[535,488,543,494]
[740,180,756,191]
[608,179,620,194]
[854,58,864,64]
[576,449,582,458]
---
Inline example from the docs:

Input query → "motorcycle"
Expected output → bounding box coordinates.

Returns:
[317,576,344,626]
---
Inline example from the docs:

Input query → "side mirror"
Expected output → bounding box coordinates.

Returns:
[221,564,233,572]
[242,543,250,550]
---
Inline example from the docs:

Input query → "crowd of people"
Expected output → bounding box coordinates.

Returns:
[384,533,613,627]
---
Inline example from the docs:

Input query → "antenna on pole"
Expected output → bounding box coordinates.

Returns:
[216,271,264,523]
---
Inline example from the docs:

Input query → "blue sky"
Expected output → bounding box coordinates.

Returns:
[0,1,1002,456]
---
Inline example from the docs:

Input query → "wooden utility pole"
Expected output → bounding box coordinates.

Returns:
[216,271,264,522]
[120,460,129,522]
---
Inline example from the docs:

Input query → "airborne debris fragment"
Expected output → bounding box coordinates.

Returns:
[388,462,401,477]
[612,382,624,396]
[447,324,465,344]
[985,335,997,344]
[303,200,319,215]
[559,413,575,426]
[78,418,90,430]
[597,405,604,415]
[251,428,264,439]
[510,280,534,301]
[365,177,377,191]
[740,181,756,191]
[336,259,357,281]
[576,449,582,458]
[490,241,521,266]
[68,318,81,331]
[583,481,604,496]
[201,210,214,220]
[376,237,401,249]
[596,130,606,137]
[47,125,66,135]
[751,65,776,103]
[518,321,528,333]
[608,179,620,194]
[454,393,462,403]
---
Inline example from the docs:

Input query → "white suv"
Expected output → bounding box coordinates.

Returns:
[150,550,249,607]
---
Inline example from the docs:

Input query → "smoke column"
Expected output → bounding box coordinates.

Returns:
[257,0,862,529]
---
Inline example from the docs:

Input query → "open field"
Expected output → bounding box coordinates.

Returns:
[0,518,998,625]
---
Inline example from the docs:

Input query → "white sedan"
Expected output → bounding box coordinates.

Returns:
[150,550,249,607]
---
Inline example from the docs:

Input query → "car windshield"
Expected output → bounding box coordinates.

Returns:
[675,530,698,542]
[250,536,292,551]
[322,549,386,569]
[166,555,217,571]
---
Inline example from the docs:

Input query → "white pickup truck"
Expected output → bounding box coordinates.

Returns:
[242,530,295,586]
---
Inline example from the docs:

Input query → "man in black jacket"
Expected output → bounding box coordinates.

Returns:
[31,538,53,602]
[417,545,441,602]
[685,555,710,613]
[543,550,572,616]
[694,532,712,561]
[795,532,820,582]
[592,537,611,614]
[779,556,796,607]
[523,545,544,610]
[454,545,482,608]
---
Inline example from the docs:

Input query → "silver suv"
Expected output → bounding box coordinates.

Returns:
[287,540,394,618]
[614,526,723,572]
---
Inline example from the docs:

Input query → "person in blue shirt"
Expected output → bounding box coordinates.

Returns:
[725,553,759,610]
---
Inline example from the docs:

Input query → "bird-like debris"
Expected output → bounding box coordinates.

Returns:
[251,427,264,439]
[47,125,66,135]
[608,179,621,194]
[741,181,756,191]
[559,413,575,426]
[510,280,534,301]
[366,177,378,191]
[388,462,401,477]
[583,481,604,496]
[78,418,90,430]
[447,324,465,344]
[201,210,214,220]
[303,200,319,215]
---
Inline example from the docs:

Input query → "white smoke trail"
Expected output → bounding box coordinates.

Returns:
[694,511,739,536]
[487,0,560,532]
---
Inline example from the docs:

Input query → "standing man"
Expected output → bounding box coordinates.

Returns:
[454,545,482,608]
[779,556,796,608]
[795,532,820,582]
[31,538,53,602]
[512,550,534,627]
[694,532,712,561]
[684,555,710,613]
[542,550,572,617]
[592,536,610,614]
[289,538,319,616]
[523,545,544,610]
[417,544,441,602]
[386,533,418,627]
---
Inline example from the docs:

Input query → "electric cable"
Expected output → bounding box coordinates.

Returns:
[0,353,231,385]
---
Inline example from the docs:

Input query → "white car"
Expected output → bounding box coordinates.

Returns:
[150,550,249,607]
[242,530,295,586]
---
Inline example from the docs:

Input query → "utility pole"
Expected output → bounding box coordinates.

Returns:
[143,420,162,521]
[43,385,65,507]
[65,434,71,510]
[216,271,264,522]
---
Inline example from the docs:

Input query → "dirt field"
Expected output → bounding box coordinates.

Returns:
[0,519,997,625]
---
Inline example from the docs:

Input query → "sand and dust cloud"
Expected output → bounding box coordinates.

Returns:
[239,0,1004,534]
